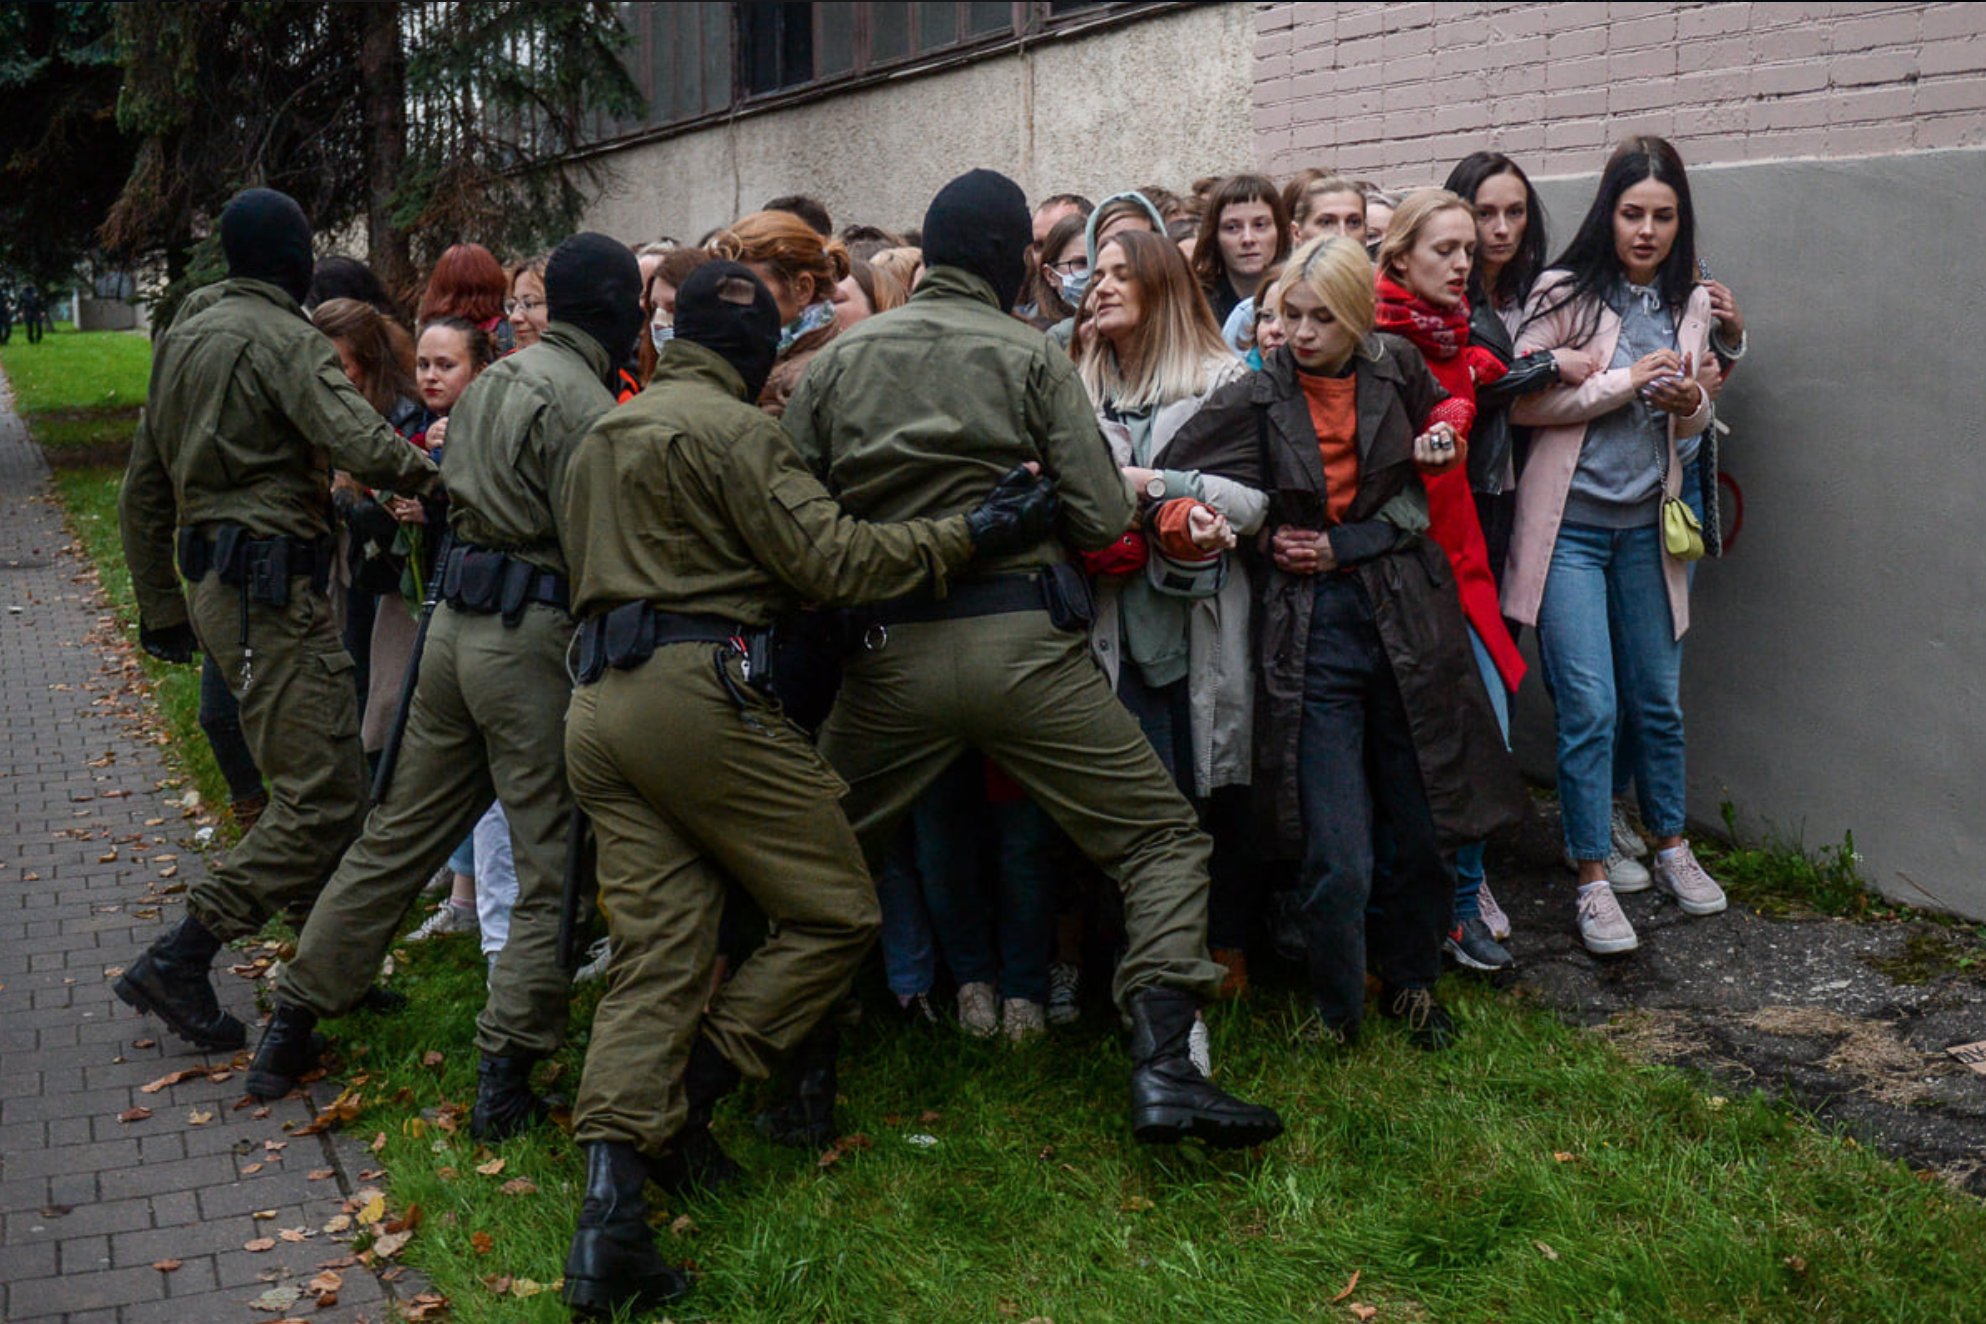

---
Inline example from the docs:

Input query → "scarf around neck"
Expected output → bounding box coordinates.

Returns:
[1374,274,1471,360]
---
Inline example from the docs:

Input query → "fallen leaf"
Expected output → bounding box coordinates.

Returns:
[1552,1151,1579,1163]
[140,1066,209,1094]
[252,1208,278,1220]
[241,1162,264,1175]
[1349,1306,1377,1322]
[1784,1255,1808,1275]
[278,1226,311,1242]
[670,1214,695,1237]
[244,1237,277,1252]
[247,1283,300,1312]
[499,1177,538,1197]
[263,1139,287,1152]
[251,1106,271,1120]
[186,1109,214,1126]
[322,1214,354,1235]
[355,1191,387,1224]
[471,1231,494,1255]
[509,1278,548,1299]
[207,1069,233,1083]
[307,1167,334,1181]
[474,1157,506,1177]
[132,1038,157,1049]
[152,1258,182,1272]
[483,1274,514,1295]
[117,1106,153,1124]
[918,1109,942,1123]
[371,1228,413,1259]
[307,1268,343,1302]
[1120,1195,1155,1213]
[1331,1269,1361,1303]
[1535,1240,1560,1261]
[39,1204,73,1218]
[369,1130,387,1153]
[402,1292,450,1319]
[421,1050,445,1068]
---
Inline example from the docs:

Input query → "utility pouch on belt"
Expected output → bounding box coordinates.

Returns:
[211,524,250,586]
[498,559,534,626]
[602,600,656,671]
[245,538,291,608]
[447,549,504,612]
[1040,561,1097,632]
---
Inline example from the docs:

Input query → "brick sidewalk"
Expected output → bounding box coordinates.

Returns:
[0,384,396,1321]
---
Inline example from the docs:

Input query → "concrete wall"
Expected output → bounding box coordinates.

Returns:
[1254,1,1986,186]
[580,3,1255,244]
[1505,148,1986,917]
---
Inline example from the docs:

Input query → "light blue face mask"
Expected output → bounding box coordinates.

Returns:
[650,323,674,352]
[779,300,837,355]
[1060,271,1089,307]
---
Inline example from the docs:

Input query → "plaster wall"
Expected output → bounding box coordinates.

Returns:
[1508,148,1986,918]
[580,3,1255,244]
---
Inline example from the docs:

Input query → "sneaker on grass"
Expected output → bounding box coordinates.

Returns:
[1444,917,1514,972]
[956,981,999,1038]
[1046,962,1080,1025]
[407,901,479,942]
[1476,882,1512,941]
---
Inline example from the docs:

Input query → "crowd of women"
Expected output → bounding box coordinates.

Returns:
[212,131,1746,1059]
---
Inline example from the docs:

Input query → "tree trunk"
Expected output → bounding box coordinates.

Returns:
[358,2,412,310]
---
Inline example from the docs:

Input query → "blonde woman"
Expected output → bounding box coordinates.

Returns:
[1164,236,1525,1049]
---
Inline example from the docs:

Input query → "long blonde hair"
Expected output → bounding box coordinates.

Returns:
[1272,235,1378,355]
[1076,230,1236,411]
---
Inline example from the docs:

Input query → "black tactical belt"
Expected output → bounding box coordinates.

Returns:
[440,544,569,625]
[864,573,1044,627]
[574,602,753,685]
[176,525,332,594]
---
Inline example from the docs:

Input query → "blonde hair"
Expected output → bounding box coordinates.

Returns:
[1272,235,1378,353]
[1075,231,1236,411]
[870,246,923,294]
[1373,188,1472,284]
[1290,175,1366,228]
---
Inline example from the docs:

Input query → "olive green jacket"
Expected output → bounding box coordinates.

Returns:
[781,266,1133,575]
[562,339,975,625]
[119,278,440,631]
[441,321,615,577]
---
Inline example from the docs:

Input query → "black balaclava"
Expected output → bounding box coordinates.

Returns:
[920,168,1032,312]
[219,188,314,304]
[673,261,781,402]
[544,232,644,367]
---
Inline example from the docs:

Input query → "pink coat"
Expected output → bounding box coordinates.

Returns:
[1501,274,1715,640]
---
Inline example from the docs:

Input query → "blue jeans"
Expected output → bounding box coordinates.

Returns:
[1452,627,1511,921]
[1613,459,1703,798]
[1297,575,1452,1031]
[1537,522,1686,862]
[879,756,1056,1003]
[875,820,934,1000]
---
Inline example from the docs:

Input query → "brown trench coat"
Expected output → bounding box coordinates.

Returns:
[1162,337,1528,859]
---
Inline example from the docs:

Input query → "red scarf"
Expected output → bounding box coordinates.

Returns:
[1374,274,1470,361]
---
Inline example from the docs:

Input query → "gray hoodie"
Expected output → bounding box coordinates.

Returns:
[1047,190,1171,350]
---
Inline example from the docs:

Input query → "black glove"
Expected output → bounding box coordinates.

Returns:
[964,465,1062,557]
[139,622,198,666]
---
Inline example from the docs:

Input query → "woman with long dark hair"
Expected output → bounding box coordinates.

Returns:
[1505,136,1726,956]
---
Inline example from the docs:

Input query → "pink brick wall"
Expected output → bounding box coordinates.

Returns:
[1254,1,1986,185]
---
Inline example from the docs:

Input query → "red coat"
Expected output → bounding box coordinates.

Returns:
[1417,340,1526,694]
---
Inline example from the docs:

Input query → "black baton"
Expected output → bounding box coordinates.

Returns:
[370,530,452,805]
[557,805,596,973]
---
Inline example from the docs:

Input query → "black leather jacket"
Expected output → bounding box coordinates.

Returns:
[1466,302,1560,496]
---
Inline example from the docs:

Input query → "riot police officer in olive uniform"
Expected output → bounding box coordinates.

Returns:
[115,189,440,1050]
[555,262,1060,1318]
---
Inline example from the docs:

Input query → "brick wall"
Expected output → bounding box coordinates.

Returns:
[1254,1,1986,185]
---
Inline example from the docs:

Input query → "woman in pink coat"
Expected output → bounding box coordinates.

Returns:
[1503,137,1727,958]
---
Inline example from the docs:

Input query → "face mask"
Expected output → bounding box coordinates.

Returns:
[778,300,837,355]
[1060,272,1088,306]
[650,323,674,352]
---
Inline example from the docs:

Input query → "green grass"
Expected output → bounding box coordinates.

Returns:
[330,941,1986,1324]
[0,324,152,415]
[16,326,1986,1323]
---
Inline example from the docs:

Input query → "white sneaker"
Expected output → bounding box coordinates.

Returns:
[571,936,612,984]
[407,901,479,942]
[1611,802,1651,859]
[1575,883,1640,955]
[1651,842,1728,916]
[1002,997,1046,1044]
[1046,962,1080,1025]
[956,981,999,1038]
[1188,1014,1213,1078]
[1564,847,1652,892]
[1476,883,1512,942]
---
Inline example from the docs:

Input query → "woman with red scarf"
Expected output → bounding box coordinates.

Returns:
[1371,190,1530,974]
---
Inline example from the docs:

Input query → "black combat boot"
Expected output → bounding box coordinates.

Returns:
[561,1140,693,1319]
[355,984,408,1015]
[651,1034,744,1197]
[1127,987,1285,1149]
[469,1055,558,1141]
[113,916,246,1051]
[1376,983,1457,1052]
[753,1023,839,1149]
[245,1002,321,1100]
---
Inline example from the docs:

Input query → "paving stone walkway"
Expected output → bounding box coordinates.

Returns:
[0,382,396,1322]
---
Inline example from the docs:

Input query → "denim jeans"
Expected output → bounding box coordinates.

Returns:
[1452,626,1511,921]
[1613,459,1703,799]
[880,756,1056,1003]
[1537,522,1686,862]
[1297,574,1452,1031]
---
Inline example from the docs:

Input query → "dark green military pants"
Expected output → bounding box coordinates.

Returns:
[567,643,879,1155]
[185,576,366,940]
[820,609,1225,1008]
[276,602,576,1059]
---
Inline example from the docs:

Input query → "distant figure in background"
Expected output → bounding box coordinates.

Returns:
[20,284,48,344]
